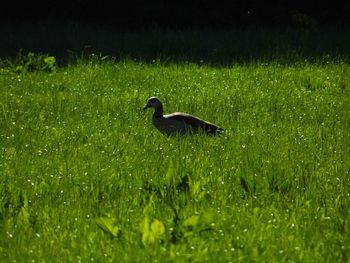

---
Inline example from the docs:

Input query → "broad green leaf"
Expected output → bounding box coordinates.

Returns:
[95,216,120,237]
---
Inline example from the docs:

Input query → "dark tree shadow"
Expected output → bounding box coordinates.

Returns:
[1,20,350,66]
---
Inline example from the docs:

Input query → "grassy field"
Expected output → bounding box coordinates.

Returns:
[0,51,350,262]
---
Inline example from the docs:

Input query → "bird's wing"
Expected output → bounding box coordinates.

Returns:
[166,112,223,135]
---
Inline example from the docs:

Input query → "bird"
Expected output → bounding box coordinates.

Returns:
[143,96,223,136]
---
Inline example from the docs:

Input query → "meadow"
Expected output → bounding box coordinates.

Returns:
[0,26,350,262]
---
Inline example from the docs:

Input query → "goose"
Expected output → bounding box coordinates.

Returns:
[143,96,223,136]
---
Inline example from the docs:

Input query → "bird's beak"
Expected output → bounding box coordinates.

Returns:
[143,103,150,111]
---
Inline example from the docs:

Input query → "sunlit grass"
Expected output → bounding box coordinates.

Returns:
[0,58,349,262]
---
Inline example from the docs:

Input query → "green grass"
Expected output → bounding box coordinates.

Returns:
[0,56,349,262]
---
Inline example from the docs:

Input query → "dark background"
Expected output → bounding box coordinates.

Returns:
[2,0,350,63]
[3,0,350,29]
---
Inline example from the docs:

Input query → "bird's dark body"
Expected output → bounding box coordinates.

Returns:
[144,97,223,136]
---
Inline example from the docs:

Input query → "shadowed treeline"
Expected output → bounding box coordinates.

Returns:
[1,21,350,66]
[2,1,350,65]
[2,0,350,29]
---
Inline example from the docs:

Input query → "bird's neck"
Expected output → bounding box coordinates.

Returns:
[153,105,163,118]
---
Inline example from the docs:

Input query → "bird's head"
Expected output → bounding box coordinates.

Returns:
[143,96,162,110]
